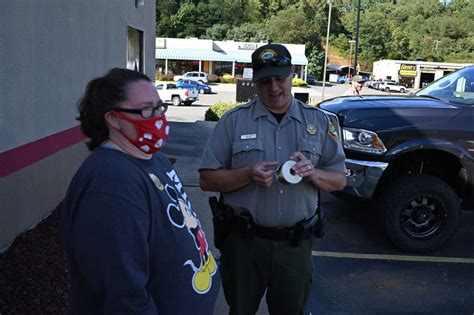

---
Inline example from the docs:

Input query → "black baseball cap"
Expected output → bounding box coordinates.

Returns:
[251,44,293,82]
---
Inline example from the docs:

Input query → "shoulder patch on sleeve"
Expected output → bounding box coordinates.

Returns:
[328,119,341,141]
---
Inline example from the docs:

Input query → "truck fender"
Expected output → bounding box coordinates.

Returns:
[384,138,473,166]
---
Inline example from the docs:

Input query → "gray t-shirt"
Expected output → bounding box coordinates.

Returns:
[200,97,346,227]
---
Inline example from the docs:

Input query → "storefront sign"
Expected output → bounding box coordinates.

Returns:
[238,43,258,50]
[243,68,253,79]
[399,64,417,77]
[156,38,166,48]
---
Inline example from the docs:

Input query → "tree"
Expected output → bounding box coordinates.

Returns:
[169,3,201,38]
[358,11,391,61]
[226,23,270,42]
[265,4,319,46]
[203,24,229,41]
[307,48,325,79]
[155,0,473,67]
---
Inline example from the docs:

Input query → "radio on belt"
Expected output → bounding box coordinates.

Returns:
[276,160,302,185]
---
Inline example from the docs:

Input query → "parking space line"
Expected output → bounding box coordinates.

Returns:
[312,250,474,264]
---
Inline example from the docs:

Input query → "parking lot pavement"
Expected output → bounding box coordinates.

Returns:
[307,255,474,314]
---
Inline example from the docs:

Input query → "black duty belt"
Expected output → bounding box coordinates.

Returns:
[231,212,318,245]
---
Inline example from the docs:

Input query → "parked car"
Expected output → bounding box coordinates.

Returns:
[338,76,351,84]
[176,79,212,94]
[173,71,209,83]
[367,80,381,89]
[155,82,199,106]
[306,75,317,85]
[319,65,474,252]
[378,81,407,93]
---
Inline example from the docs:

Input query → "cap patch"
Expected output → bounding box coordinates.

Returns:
[259,49,278,61]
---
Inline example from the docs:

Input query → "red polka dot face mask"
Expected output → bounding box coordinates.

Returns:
[113,111,169,154]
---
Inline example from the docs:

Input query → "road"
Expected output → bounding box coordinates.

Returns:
[162,83,474,314]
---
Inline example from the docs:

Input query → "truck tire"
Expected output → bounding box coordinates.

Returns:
[172,96,181,106]
[378,174,460,252]
[183,101,193,106]
[384,87,390,92]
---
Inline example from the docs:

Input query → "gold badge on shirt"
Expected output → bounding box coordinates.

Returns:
[306,124,317,135]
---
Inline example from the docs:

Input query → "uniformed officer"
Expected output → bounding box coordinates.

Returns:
[343,75,367,96]
[199,43,346,315]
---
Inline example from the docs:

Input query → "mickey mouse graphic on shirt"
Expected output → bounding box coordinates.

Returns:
[150,172,217,294]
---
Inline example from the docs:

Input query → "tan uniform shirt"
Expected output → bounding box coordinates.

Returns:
[343,87,360,96]
[200,97,346,227]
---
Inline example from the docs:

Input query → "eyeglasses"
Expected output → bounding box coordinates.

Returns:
[260,55,291,67]
[112,103,168,118]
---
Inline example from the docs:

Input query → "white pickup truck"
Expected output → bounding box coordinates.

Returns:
[155,82,199,106]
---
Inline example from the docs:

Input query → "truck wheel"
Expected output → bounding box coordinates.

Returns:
[378,174,460,252]
[384,87,390,92]
[183,101,193,106]
[172,96,181,106]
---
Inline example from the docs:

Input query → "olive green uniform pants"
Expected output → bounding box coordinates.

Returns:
[220,233,315,315]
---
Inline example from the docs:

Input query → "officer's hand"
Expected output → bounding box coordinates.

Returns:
[289,151,315,180]
[249,161,278,188]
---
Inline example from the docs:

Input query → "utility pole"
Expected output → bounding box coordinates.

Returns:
[353,0,361,76]
[321,0,334,101]
[348,40,355,77]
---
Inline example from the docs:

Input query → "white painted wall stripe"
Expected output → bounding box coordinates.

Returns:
[312,251,474,264]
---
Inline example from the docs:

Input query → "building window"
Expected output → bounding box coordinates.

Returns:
[166,60,199,75]
[156,59,166,73]
[234,63,252,76]
[127,27,143,72]
[215,62,233,76]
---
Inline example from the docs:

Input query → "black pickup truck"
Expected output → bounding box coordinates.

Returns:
[319,65,474,252]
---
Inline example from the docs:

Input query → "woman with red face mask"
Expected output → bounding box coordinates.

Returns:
[61,68,219,314]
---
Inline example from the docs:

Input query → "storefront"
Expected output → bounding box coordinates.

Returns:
[156,37,309,79]
[373,60,472,89]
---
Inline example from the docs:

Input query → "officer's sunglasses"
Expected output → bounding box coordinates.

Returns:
[112,102,168,119]
[260,54,291,67]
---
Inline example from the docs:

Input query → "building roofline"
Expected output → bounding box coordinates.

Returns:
[374,59,473,68]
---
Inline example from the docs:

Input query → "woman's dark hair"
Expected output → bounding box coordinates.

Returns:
[77,68,151,150]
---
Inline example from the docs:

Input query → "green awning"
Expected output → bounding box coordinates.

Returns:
[156,48,230,62]
[156,48,308,65]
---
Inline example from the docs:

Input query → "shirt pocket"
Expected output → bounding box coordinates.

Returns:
[298,138,322,166]
[231,139,264,169]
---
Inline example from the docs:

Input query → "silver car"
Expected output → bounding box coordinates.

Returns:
[379,81,407,93]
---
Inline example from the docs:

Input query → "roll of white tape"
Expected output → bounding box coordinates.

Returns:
[276,160,302,185]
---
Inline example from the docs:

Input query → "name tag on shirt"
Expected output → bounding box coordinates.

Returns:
[240,134,257,140]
